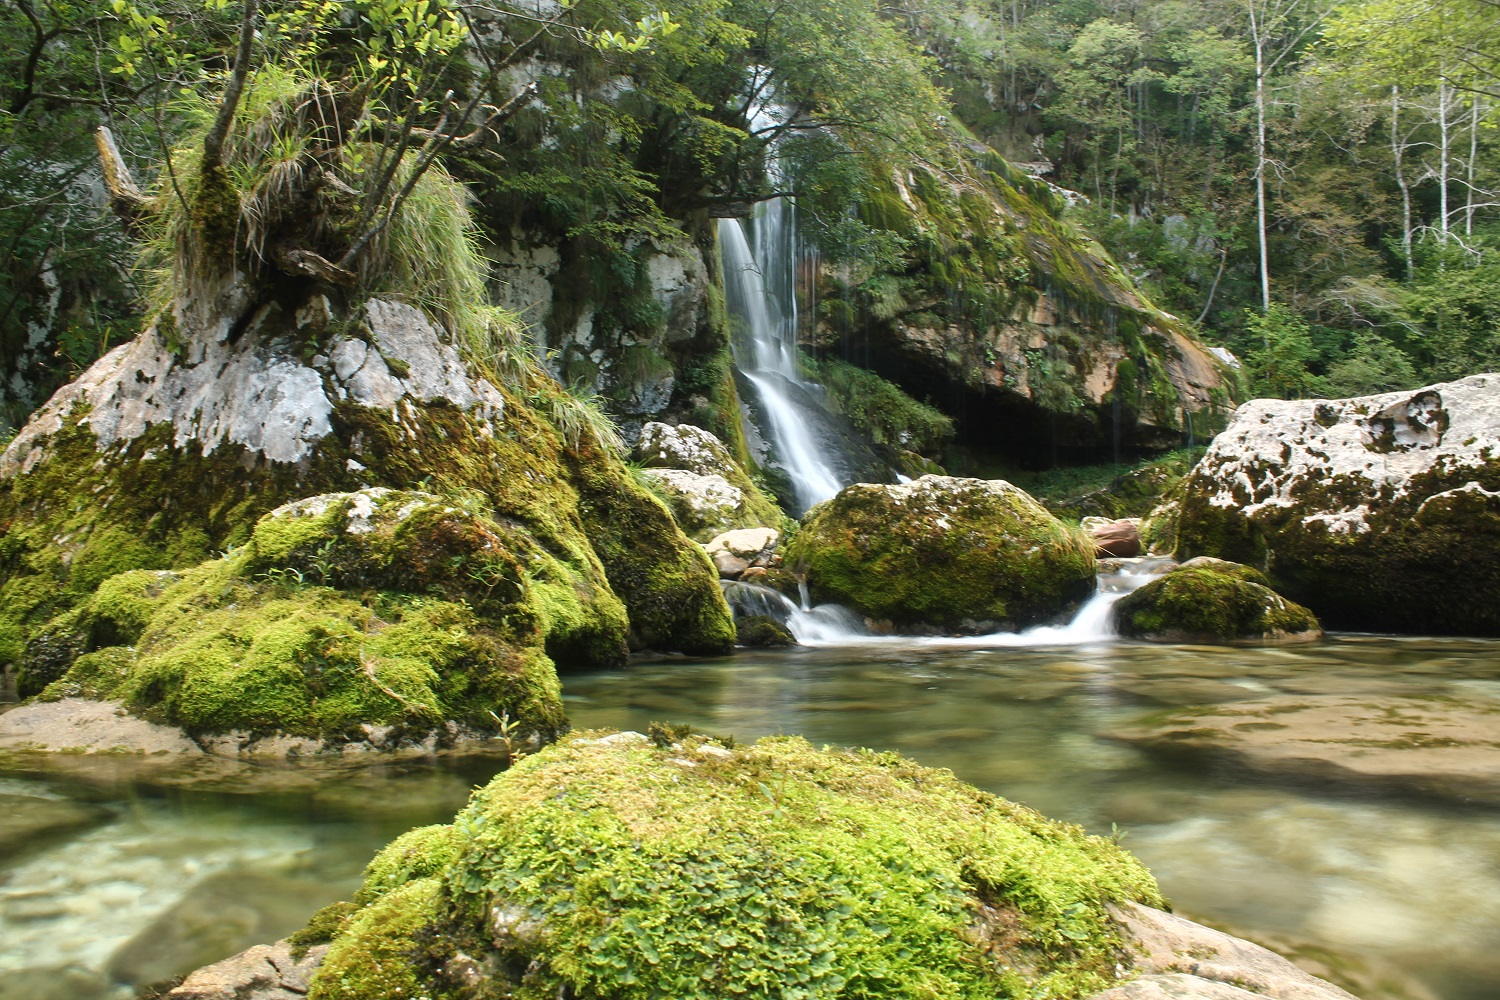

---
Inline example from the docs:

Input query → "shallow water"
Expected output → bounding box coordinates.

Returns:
[2,635,1498,999]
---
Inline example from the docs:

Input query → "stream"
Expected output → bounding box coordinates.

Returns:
[2,634,1498,999]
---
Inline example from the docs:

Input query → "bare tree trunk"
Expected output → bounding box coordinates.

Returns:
[1465,96,1480,237]
[1437,80,1451,243]
[1391,86,1413,279]
[200,0,260,173]
[1253,15,1271,312]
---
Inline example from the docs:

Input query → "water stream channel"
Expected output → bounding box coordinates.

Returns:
[2,632,1498,1000]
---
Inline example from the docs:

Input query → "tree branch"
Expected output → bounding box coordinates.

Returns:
[200,0,260,172]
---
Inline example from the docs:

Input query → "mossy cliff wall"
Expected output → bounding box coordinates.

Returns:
[811,155,1233,463]
[0,293,733,687]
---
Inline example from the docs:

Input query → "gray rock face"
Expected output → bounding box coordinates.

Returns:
[0,698,201,754]
[0,298,503,475]
[1108,694,1500,806]
[634,421,739,477]
[1158,375,1500,635]
[638,469,745,539]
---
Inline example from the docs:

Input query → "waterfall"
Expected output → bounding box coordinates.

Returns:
[723,558,1167,648]
[717,101,848,515]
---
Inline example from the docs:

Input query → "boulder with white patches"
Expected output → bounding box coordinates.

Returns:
[1155,374,1500,634]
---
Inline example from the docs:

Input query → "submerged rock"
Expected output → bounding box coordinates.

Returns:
[1109,694,1500,806]
[1149,376,1500,635]
[1112,563,1322,645]
[786,476,1095,632]
[172,731,1361,1000]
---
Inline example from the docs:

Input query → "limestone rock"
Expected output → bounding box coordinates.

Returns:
[635,421,740,478]
[0,697,201,754]
[165,939,328,1000]
[1091,902,1358,1000]
[1109,694,1500,806]
[785,476,1095,632]
[705,527,780,567]
[638,469,745,540]
[1112,564,1321,645]
[1153,375,1500,634]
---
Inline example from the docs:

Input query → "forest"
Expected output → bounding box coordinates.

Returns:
[0,3,1498,1000]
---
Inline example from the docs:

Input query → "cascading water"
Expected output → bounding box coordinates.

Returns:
[722,558,1166,648]
[718,106,846,515]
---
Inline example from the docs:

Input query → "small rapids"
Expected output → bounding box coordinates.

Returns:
[723,558,1169,648]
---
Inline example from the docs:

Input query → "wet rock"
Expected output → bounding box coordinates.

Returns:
[1113,565,1322,645]
[1085,517,1143,557]
[165,939,328,1000]
[1108,694,1500,806]
[785,476,1095,633]
[735,614,795,647]
[1149,375,1500,635]
[1092,902,1359,1000]
[0,698,202,755]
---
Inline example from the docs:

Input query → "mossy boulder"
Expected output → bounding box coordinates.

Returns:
[1151,376,1500,635]
[1112,564,1322,645]
[0,295,733,681]
[23,490,651,744]
[785,476,1096,632]
[300,730,1164,1000]
[735,614,795,647]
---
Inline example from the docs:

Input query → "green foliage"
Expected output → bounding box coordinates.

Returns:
[303,731,1163,1000]
[1241,306,1329,399]
[803,355,954,459]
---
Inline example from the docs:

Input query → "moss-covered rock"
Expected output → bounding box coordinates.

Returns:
[1150,377,1500,635]
[785,476,1096,632]
[31,491,588,743]
[301,730,1163,1000]
[1112,565,1322,645]
[735,614,795,647]
[0,294,732,683]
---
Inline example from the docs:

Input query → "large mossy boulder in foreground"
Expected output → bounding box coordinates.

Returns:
[1112,560,1322,645]
[295,731,1165,1000]
[1148,375,1500,635]
[785,476,1095,632]
[19,489,609,745]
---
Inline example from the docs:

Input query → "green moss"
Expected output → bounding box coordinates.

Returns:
[301,732,1160,999]
[1114,567,1321,644]
[356,824,462,905]
[785,478,1095,631]
[308,877,446,1000]
[803,354,954,462]
[288,901,361,957]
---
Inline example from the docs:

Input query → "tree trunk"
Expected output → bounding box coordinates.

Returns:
[1390,87,1413,280]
